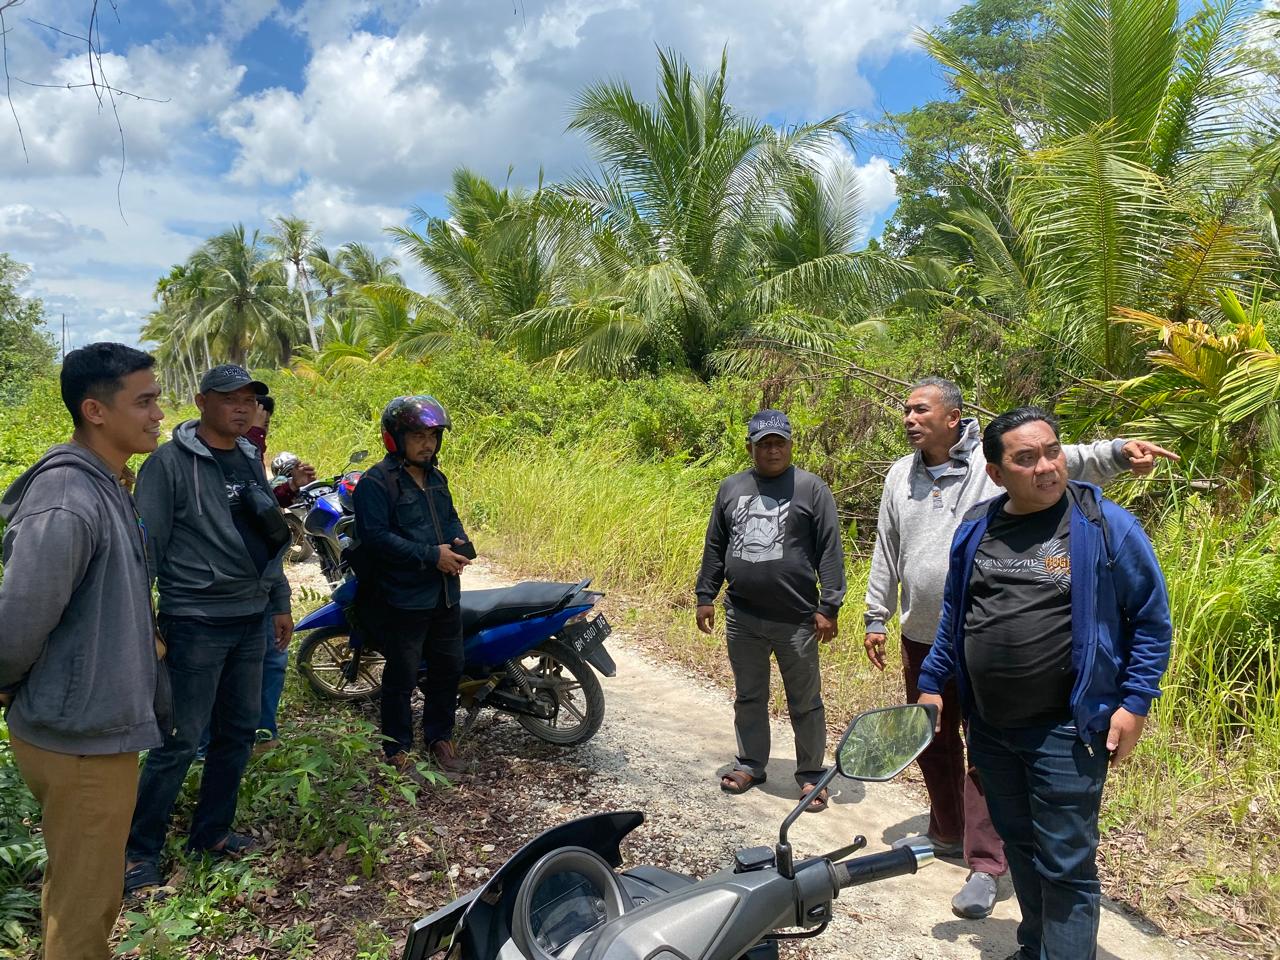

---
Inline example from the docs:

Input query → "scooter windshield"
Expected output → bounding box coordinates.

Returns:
[402,811,644,960]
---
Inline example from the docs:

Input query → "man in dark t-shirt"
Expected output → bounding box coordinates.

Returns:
[695,410,846,812]
[964,495,1075,728]
[126,365,293,896]
[918,408,1172,960]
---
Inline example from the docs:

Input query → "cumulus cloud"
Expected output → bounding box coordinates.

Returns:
[0,40,245,177]
[219,0,961,201]
[0,205,106,253]
[853,155,898,218]
[278,179,405,245]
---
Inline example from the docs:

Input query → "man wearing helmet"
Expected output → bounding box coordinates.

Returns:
[354,395,473,777]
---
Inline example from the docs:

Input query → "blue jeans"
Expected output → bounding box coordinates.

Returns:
[127,614,268,862]
[258,643,288,739]
[966,715,1110,960]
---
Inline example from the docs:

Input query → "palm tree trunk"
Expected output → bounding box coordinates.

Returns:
[298,263,319,351]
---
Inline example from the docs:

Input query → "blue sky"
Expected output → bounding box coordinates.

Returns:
[0,0,960,350]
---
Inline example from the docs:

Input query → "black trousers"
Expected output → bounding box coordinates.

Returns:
[378,599,464,757]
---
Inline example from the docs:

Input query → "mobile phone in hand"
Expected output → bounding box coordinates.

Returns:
[452,540,478,560]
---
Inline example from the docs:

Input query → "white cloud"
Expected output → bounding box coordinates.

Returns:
[219,0,961,201]
[1,0,954,348]
[0,205,105,252]
[853,155,898,219]
[0,40,245,177]
[278,179,405,245]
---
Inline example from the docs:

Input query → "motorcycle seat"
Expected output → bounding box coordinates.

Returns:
[460,581,580,635]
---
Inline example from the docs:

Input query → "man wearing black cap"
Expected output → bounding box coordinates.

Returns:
[695,410,846,812]
[124,364,294,895]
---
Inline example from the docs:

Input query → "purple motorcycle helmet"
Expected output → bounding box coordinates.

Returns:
[380,395,452,457]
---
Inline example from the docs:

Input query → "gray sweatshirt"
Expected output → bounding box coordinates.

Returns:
[696,465,846,624]
[0,443,163,754]
[135,420,290,619]
[863,418,1130,643]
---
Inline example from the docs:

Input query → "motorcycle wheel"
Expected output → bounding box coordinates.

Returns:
[514,639,605,746]
[296,627,385,701]
[284,513,314,563]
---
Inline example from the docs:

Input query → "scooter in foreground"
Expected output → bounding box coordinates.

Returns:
[401,702,937,960]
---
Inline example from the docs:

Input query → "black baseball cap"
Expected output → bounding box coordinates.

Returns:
[747,409,792,442]
[199,364,268,396]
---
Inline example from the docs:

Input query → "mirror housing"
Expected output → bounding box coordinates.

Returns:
[836,704,936,782]
[349,449,369,464]
[774,703,935,879]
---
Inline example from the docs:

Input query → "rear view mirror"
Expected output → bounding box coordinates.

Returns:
[349,450,368,464]
[836,704,935,782]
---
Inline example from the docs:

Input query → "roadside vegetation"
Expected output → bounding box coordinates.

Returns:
[2,0,1279,954]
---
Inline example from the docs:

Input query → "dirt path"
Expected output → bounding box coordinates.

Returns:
[450,558,1206,960]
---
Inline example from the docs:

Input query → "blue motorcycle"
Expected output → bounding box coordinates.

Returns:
[294,577,615,746]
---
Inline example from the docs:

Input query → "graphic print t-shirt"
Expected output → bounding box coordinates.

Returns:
[199,439,272,576]
[695,466,846,624]
[963,495,1074,727]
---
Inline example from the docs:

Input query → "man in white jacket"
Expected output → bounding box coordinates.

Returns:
[863,377,1176,921]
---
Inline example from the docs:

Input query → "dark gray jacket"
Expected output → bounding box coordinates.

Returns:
[0,444,163,754]
[135,420,290,618]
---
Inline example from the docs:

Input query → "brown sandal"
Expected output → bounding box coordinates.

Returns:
[720,770,766,794]
[801,783,829,813]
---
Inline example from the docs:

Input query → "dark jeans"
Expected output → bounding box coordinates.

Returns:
[902,636,1006,876]
[127,613,268,862]
[197,640,288,754]
[967,714,1110,960]
[378,600,464,757]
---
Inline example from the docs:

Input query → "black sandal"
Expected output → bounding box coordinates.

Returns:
[192,831,257,860]
[123,861,164,897]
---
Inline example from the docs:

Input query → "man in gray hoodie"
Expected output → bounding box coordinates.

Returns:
[0,343,166,960]
[124,364,293,894]
[863,377,1176,921]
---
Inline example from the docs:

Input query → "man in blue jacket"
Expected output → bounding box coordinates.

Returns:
[918,407,1171,960]
[355,395,472,778]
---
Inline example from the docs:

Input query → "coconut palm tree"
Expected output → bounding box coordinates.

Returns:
[508,49,902,377]
[266,216,323,352]
[188,224,297,366]
[923,0,1268,373]
[390,168,585,340]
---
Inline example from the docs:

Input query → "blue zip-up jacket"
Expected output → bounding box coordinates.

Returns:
[919,482,1172,738]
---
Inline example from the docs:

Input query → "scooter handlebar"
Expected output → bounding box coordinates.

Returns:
[836,843,933,890]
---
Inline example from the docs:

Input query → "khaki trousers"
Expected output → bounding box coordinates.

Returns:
[10,734,139,960]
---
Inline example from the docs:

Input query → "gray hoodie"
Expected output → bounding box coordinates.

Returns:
[863,418,1130,643]
[0,443,163,754]
[135,420,290,619]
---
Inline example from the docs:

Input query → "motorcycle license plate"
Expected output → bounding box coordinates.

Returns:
[563,613,611,657]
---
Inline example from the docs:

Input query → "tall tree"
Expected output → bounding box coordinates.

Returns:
[0,255,56,403]
[188,225,296,366]
[267,216,323,352]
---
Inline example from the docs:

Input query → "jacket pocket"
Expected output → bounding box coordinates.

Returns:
[394,499,427,531]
